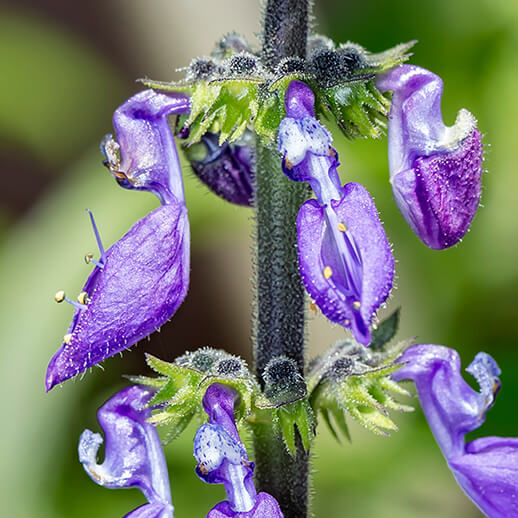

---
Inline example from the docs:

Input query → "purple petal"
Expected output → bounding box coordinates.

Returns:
[202,383,241,442]
[102,89,190,205]
[393,344,516,516]
[79,386,173,517]
[46,203,189,390]
[449,437,518,518]
[377,65,483,249]
[194,423,255,512]
[185,132,255,206]
[278,80,342,202]
[194,384,282,515]
[392,345,499,458]
[125,503,173,518]
[207,493,284,518]
[297,182,394,345]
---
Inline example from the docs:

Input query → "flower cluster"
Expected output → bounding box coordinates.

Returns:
[44,13,501,517]
[79,383,283,517]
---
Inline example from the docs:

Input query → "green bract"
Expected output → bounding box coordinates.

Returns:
[141,37,415,146]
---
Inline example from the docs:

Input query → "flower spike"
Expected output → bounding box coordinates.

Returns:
[194,384,283,517]
[278,80,394,345]
[377,65,483,249]
[393,345,518,517]
[79,385,174,518]
[46,90,191,391]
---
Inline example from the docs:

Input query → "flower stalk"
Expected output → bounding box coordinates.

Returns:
[252,1,311,514]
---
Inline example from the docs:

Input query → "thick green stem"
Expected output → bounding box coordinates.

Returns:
[252,144,310,518]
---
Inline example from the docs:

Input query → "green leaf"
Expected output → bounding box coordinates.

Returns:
[370,308,400,350]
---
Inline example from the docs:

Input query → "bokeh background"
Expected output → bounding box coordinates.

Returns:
[1,0,517,516]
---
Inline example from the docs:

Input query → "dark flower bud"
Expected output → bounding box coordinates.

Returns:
[307,34,335,56]
[275,57,306,76]
[263,356,307,407]
[186,57,220,82]
[183,131,255,206]
[226,52,259,76]
[307,48,344,88]
[336,44,368,75]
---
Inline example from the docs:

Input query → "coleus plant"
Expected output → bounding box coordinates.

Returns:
[45,1,517,517]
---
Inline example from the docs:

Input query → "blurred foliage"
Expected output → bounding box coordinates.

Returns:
[1,1,517,517]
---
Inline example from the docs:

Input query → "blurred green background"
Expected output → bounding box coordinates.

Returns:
[1,0,517,516]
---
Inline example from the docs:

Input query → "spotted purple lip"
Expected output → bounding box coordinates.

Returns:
[278,80,394,345]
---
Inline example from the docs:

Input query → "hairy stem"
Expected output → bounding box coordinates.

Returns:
[252,143,310,518]
[261,0,309,71]
[252,4,310,516]
[253,144,308,379]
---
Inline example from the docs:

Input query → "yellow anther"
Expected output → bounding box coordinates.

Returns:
[323,266,333,279]
[284,158,293,170]
[344,319,351,326]
[63,333,73,344]
[84,253,94,264]
[77,292,89,305]
[329,147,337,158]
[55,290,66,303]
[309,300,318,314]
[337,222,347,232]
[353,301,361,310]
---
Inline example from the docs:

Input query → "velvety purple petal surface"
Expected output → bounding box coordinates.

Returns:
[107,89,190,205]
[186,132,255,206]
[207,493,284,518]
[391,128,482,249]
[46,203,189,390]
[377,65,483,249]
[393,344,517,517]
[125,502,173,518]
[202,383,241,442]
[449,437,518,518]
[79,386,173,517]
[297,183,394,344]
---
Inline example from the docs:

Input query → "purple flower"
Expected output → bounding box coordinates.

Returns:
[183,131,255,206]
[278,80,394,345]
[393,345,518,517]
[193,384,283,518]
[46,90,190,391]
[377,65,483,249]
[78,385,174,518]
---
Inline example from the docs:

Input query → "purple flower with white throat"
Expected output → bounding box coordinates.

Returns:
[79,385,174,518]
[46,89,191,391]
[194,384,283,517]
[377,65,483,249]
[278,80,394,345]
[393,344,518,517]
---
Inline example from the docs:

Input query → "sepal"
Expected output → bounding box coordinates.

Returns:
[133,348,260,443]
[309,339,412,439]
[272,399,316,455]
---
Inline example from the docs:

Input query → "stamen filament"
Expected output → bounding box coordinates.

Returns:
[86,210,106,265]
